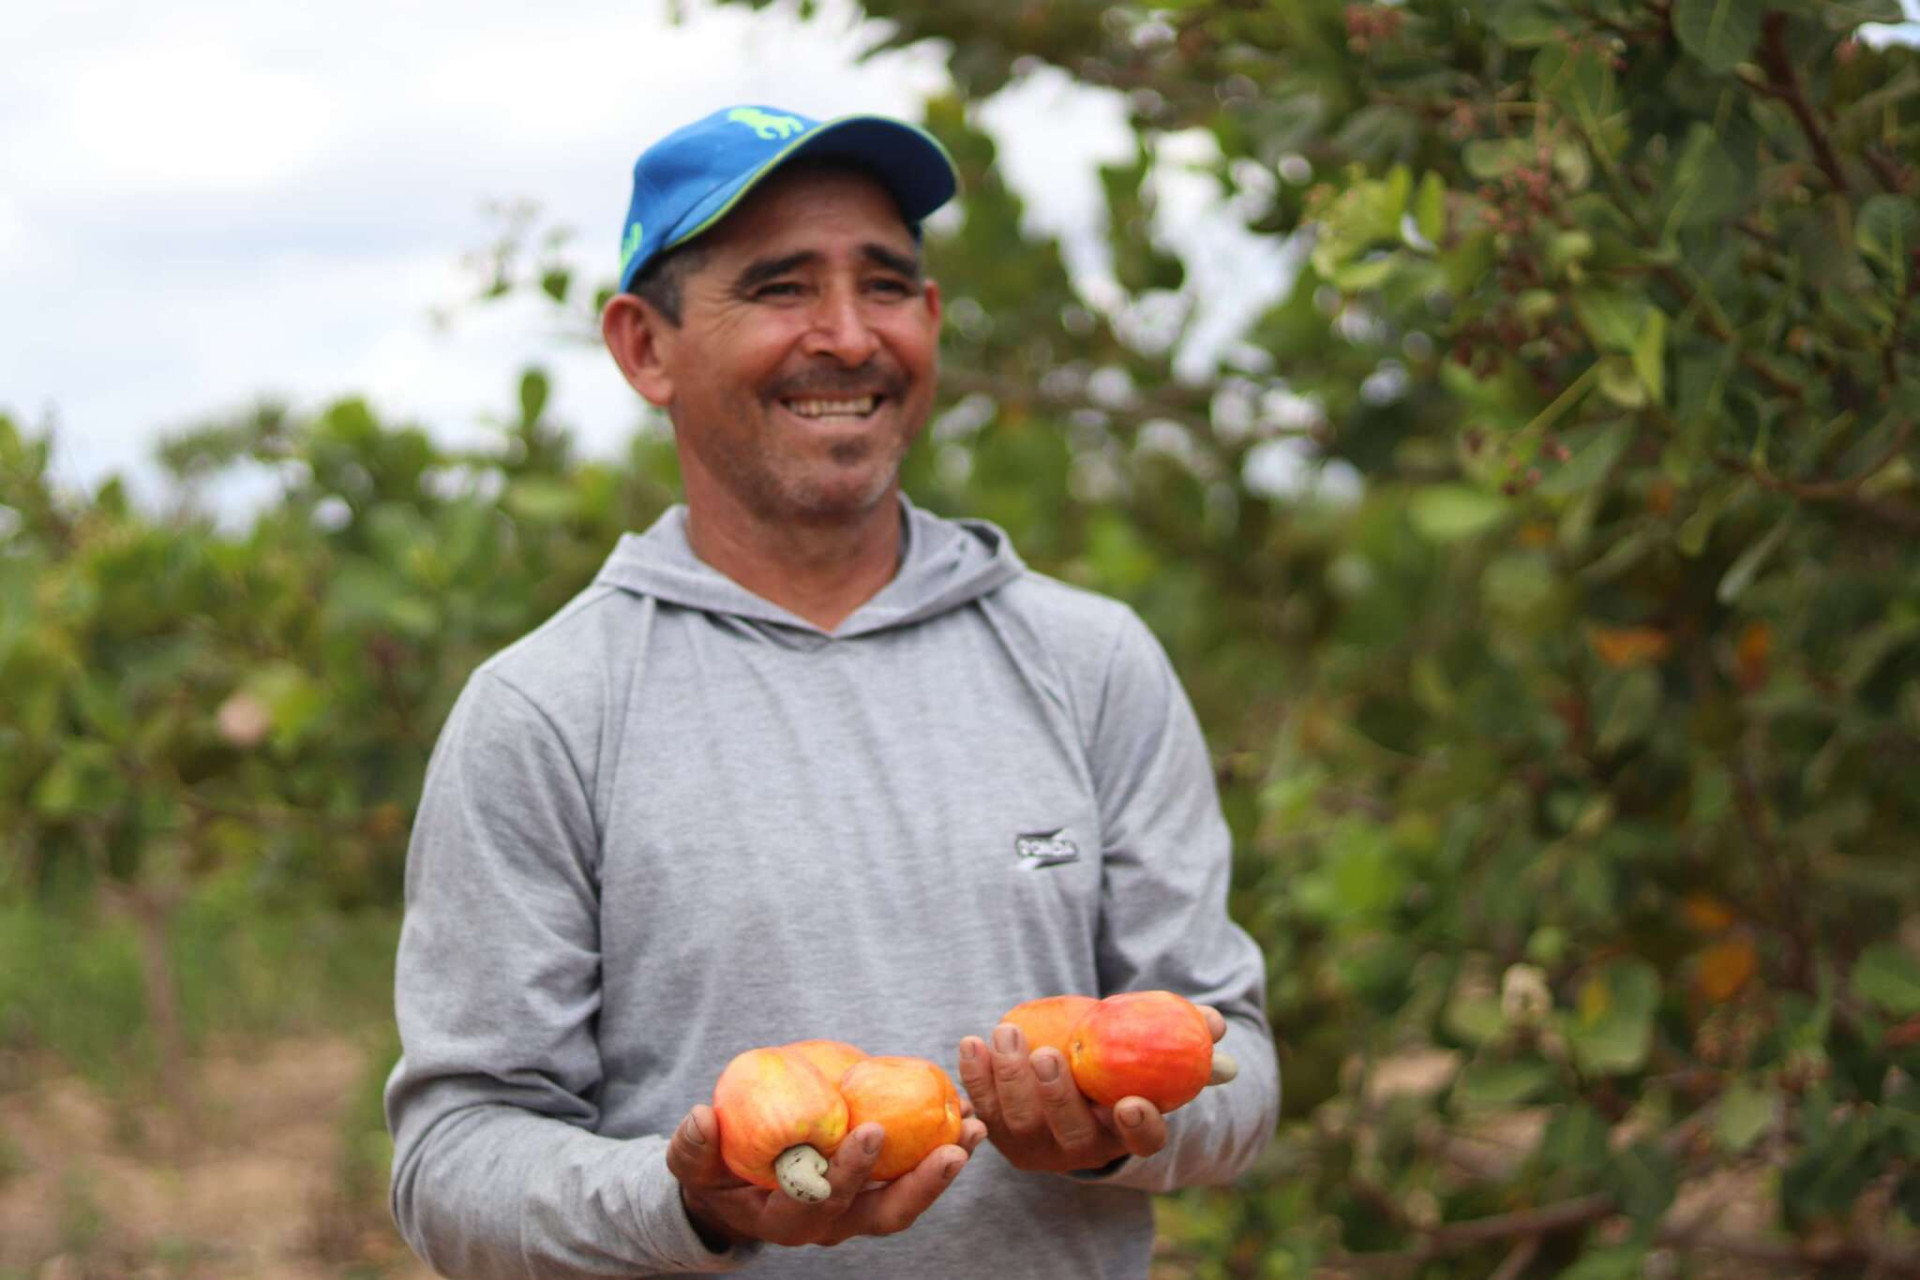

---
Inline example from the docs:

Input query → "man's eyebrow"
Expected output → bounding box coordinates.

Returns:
[863,243,924,280]
[728,243,924,295]
[731,251,818,294]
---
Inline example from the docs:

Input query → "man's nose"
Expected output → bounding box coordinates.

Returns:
[801,288,881,366]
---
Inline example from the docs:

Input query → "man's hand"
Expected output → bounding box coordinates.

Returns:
[667,1105,987,1250]
[957,1004,1228,1175]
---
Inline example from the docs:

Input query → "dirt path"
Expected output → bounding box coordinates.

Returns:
[0,1035,435,1279]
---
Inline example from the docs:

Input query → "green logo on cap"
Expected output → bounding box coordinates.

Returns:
[621,222,645,274]
[727,108,805,141]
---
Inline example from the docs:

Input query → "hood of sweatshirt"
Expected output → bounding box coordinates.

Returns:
[590,494,1026,641]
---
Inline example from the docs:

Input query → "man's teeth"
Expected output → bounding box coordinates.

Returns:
[787,396,877,418]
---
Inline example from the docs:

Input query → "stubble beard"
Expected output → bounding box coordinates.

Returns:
[733,427,914,528]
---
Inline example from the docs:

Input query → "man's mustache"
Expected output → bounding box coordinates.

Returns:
[768,362,908,401]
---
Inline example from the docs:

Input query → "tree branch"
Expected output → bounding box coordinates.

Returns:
[1749,13,1852,196]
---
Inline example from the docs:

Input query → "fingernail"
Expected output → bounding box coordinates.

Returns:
[1031,1052,1060,1083]
[865,1128,884,1155]
[681,1116,704,1146]
[943,1155,964,1180]
[960,1040,977,1064]
[992,1025,1019,1055]
[1119,1104,1144,1128]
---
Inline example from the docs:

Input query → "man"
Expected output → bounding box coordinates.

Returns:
[386,104,1278,1278]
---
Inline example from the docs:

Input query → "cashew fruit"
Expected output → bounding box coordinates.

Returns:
[1000,994,1096,1061]
[711,1045,849,1202]
[836,1055,964,1182]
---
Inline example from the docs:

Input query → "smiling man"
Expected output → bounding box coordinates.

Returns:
[385,105,1279,1279]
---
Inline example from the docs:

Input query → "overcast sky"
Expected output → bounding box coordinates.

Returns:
[1,0,1150,513]
[5,0,1916,518]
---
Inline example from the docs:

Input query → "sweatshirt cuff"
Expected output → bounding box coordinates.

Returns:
[629,1146,765,1273]
[1065,1152,1135,1183]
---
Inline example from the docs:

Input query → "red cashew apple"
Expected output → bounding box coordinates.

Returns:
[1068,990,1235,1112]
[711,1046,849,1202]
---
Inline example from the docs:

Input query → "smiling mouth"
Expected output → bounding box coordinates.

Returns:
[782,395,882,420]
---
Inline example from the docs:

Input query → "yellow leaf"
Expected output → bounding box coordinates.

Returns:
[1683,893,1736,934]
[1589,625,1673,668]
[1696,938,1758,1003]
[1736,621,1772,692]
[1578,975,1611,1023]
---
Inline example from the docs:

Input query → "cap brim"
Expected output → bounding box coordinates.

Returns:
[665,114,959,256]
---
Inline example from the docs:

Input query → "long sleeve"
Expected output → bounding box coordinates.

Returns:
[384,670,757,1278]
[1077,611,1281,1192]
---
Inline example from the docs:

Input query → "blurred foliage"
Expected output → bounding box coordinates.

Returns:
[7,0,1920,1273]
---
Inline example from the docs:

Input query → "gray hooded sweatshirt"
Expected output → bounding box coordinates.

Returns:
[386,497,1279,1279]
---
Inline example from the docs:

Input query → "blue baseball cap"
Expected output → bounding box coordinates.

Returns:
[616,105,960,294]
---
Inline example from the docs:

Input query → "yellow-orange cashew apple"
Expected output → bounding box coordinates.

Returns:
[711,1046,849,1202]
[835,1055,964,1182]
[780,1038,869,1084]
[1000,994,1097,1061]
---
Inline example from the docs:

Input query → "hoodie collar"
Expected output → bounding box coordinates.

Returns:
[591,494,1024,639]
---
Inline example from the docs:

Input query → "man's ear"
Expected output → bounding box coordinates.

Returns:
[601,293,675,408]
[923,278,943,333]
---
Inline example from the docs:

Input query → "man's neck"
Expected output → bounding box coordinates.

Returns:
[682,492,904,633]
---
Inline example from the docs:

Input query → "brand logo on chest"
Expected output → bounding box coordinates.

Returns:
[1015,828,1080,866]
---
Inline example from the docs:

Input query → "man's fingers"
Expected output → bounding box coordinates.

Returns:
[1029,1048,1105,1154]
[987,1024,1046,1135]
[1199,1003,1228,1042]
[957,1116,988,1155]
[1109,1097,1170,1158]
[759,1122,882,1232]
[956,1037,1002,1131]
[838,1144,969,1240]
[665,1106,733,1188]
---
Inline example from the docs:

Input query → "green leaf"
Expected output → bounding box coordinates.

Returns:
[1536,422,1628,498]
[1485,0,1571,46]
[1414,171,1446,246]
[1463,138,1532,180]
[1455,1058,1556,1107]
[1567,956,1661,1074]
[245,662,328,750]
[1663,126,1746,234]
[1443,984,1507,1047]
[1852,944,1920,1017]
[1717,516,1793,604]
[1630,308,1667,405]
[1596,667,1661,753]
[1571,289,1646,353]
[1673,0,1764,73]
[1838,617,1920,692]
[1604,1140,1679,1232]
[30,742,124,818]
[1539,1103,1611,1175]
[1716,1079,1777,1153]
[1821,0,1905,29]
[1858,194,1920,274]
[519,368,551,425]
[505,479,582,524]
[1784,1110,1883,1229]
[1408,486,1509,542]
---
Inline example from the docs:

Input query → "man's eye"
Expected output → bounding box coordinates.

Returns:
[868,278,915,297]
[754,281,805,299]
